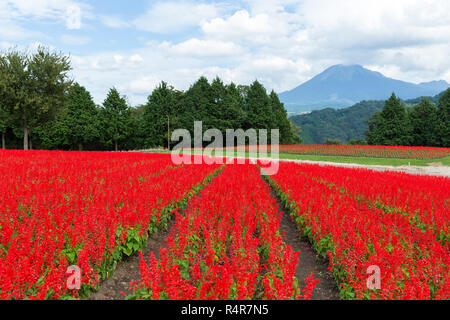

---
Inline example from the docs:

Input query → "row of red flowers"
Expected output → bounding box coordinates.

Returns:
[263,162,450,300]
[130,163,319,300]
[214,145,450,160]
[0,150,220,299]
[284,163,450,245]
[277,145,450,160]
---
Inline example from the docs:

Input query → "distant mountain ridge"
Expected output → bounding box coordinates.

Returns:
[290,91,445,145]
[279,64,449,113]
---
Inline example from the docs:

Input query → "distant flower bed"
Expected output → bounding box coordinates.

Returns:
[211,145,450,160]
[278,145,450,160]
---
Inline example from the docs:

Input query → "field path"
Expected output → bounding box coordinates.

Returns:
[266,182,340,300]
[89,218,176,300]
[244,156,450,177]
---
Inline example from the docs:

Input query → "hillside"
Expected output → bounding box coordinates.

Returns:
[279,65,449,113]
[290,92,443,145]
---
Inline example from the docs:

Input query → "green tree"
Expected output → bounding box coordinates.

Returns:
[0,110,8,149]
[34,117,70,150]
[366,111,382,145]
[100,88,131,151]
[143,81,180,149]
[0,47,71,150]
[436,89,450,147]
[366,93,412,146]
[348,139,367,145]
[245,80,272,132]
[64,83,99,150]
[180,77,212,137]
[0,90,10,149]
[326,138,341,145]
[0,50,31,149]
[209,77,230,131]
[290,122,303,144]
[126,104,146,150]
[269,91,301,144]
[223,82,245,129]
[409,98,438,147]
[0,54,11,149]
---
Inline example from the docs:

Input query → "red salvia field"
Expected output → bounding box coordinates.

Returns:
[131,163,319,300]
[0,148,449,300]
[263,161,450,300]
[276,145,450,160]
[216,145,450,160]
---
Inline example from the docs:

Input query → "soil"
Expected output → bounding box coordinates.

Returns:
[89,176,208,300]
[89,172,340,300]
[88,218,176,300]
[427,162,444,167]
[268,186,341,300]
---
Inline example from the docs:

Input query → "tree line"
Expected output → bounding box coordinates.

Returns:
[366,91,449,148]
[0,47,301,151]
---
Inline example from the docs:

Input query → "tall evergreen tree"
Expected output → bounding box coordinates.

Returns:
[366,93,412,146]
[127,104,146,150]
[143,81,179,148]
[245,80,273,132]
[269,90,301,144]
[409,98,438,147]
[180,77,213,140]
[209,77,229,131]
[366,111,383,145]
[436,89,450,147]
[223,83,245,129]
[100,88,131,151]
[34,115,70,150]
[64,83,99,150]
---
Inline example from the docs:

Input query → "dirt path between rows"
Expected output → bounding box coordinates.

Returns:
[89,170,218,300]
[267,183,340,300]
[89,218,176,300]
[90,195,340,301]
[89,168,340,300]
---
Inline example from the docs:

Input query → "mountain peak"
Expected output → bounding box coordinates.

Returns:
[279,65,448,113]
[327,64,364,70]
[315,64,384,82]
[418,80,449,92]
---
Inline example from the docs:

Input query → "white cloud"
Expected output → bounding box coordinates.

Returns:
[120,76,161,96]
[14,0,449,106]
[61,34,91,46]
[5,0,89,29]
[100,15,131,29]
[65,5,82,29]
[160,38,244,58]
[367,43,450,83]
[129,54,144,64]
[0,0,90,42]
[133,1,219,33]
[0,20,43,41]
[202,10,294,45]
[297,0,450,50]
[0,41,13,50]
[285,0,450,84]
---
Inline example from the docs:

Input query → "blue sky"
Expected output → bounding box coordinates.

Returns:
[1,0,450,105]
